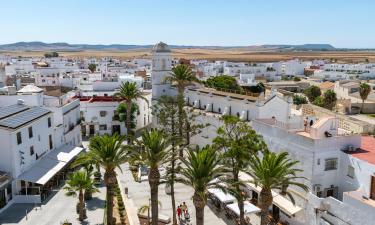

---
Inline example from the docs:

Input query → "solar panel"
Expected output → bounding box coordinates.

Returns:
[0,107,51,129]
[0,104,29,120]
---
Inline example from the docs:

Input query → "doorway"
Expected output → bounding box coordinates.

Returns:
[89,125,95,135]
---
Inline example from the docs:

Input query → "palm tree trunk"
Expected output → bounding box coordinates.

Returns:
[233,172,245,225]
[149,168,160,225]
[78,190,85,221]
[170,112,178,225]
[361,99,365,113]
[104,170,117,225]
[193,193,205,225]
[238,196,245,225]
[259,188,273,225]
[177,91,184,157]
[126,100,132,143]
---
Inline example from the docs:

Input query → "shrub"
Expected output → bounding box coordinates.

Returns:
[293,95,308,105]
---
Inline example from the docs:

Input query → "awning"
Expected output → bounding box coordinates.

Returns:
[227,201,261,216]
[272,194,302,217]
[208,188,236,204]
[239,172,302,217]
[18,145,83,185]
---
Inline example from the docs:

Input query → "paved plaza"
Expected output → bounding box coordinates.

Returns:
[117,163,245,225]
[0,183,106,225]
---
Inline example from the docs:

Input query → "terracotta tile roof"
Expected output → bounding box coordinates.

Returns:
[348,136,375,165]
[319,81,334,90]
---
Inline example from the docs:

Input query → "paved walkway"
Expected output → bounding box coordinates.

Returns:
[117,163,234,225]
[0,183,106,225]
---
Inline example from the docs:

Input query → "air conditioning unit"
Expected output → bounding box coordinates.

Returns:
[313,184,322,193]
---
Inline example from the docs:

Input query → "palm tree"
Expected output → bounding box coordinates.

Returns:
[359,83,371,113]
[165,64,197,154]
[74,134,127,225]
[179,146,226,225]
[128,129,171,225]
[247,151,308,225]
[138,200,163,225]
[115,81,148,143]
[64,170,98,221]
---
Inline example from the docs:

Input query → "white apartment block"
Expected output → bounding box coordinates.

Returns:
[272,59,311,76]
[78,91,152,137]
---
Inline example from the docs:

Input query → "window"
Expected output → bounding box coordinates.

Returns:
[16,132,22,145]
[324,158,338,171]
[48,117,52,127]
[28,127,33,138]
[99,125,107,130]
[30,146,34,155]
[100,111,107,117]
[49,135,53,150]
[347,166,355,178]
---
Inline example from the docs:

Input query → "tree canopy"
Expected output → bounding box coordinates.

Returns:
[88,64,97,73]
[204,75,240,91]
[293,95,308,105]
[44,52,59,58]
[303,85,321,102]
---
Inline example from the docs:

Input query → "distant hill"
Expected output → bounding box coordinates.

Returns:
[0,41,337,52]
[262,44,336,51]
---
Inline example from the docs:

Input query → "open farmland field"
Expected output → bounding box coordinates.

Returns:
[2,48,375,63]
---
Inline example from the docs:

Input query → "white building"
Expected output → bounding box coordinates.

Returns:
[273,59,311,76]
[0,94,83,211]
[78,91,152,137]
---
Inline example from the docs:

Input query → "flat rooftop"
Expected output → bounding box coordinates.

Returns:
[347,136,375,165]
[188,87,259,102]
[0,104,51,129]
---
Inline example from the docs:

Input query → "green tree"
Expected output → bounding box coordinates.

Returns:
[88,64,97,73]
[323,90,337,110]
[128,129,171,225]
[359,83,371,113]
[303,85,321,102]
[179,146,226,225]
[74,134,127,225]
[44,52,59,58]
[165,64,197,155]
[204,75,241,91]
[293,77,301,82]
[138,201,162,225]
[247,151,307,225]
[243,83,265,94]
[64,170,98,221]
[293,95,308,105]
[115,81,148,143]
[213,115,267,225]
[117,102,139,129]
[312,96,324,107]
[152,96,181,225]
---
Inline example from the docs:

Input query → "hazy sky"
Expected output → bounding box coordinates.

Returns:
[1,0,374,48]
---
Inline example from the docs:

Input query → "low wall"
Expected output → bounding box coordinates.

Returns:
[352,102,375,114]
[116,176,140,225]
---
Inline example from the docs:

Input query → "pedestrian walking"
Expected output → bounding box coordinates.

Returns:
[177,206,182,221]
